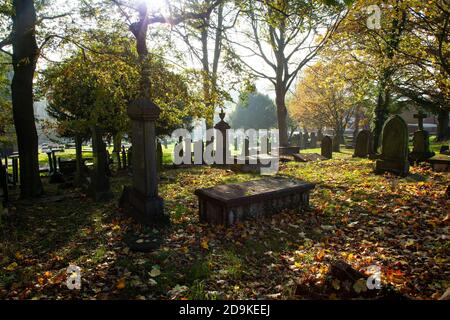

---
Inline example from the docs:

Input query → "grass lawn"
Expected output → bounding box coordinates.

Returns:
[0,145,448,300]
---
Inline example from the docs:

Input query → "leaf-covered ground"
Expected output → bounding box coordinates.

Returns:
[1,149,449,300]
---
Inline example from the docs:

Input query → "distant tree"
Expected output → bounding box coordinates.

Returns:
[225,0,347,147]
[289,60,364,142]
[229,92,277,130]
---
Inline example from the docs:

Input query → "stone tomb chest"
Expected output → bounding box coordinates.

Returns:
[195,177,315,226]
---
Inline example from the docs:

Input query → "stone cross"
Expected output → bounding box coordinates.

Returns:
[413,111,427,131]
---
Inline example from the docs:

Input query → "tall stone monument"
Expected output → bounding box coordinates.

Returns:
[214,109,231,165]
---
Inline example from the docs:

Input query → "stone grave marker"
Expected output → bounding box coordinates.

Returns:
[332,135,340,152]
[409,130,435,163]
[353,130,373,158]
[375,115,409,176]
[310,133,317,148]
[321,136,333,159]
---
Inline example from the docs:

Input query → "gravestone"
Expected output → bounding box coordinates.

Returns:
[353,130,373,158]
[375,115,409,177]
[291,134,301,148]
[121,145,128,168]
[321,136,332,159]
[214,109,231,165]
[293,153,326,162]
[157,141,163,170]
[332,135,340,152]
[317,130,324,142]
[0,157,8,206]
[298,132,304,149]
[88,127,113,201]
[310,133,317,148]
[195,177,315,226]
[409,130,435,163]
[440,145,450,155]
[303,132,310,149]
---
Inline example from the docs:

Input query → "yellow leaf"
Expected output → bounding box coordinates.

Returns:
[116,277,126,289]
[332,278,341,290]
[5,262,18,271]
[149,266,161,277]
[15,252,24,260]
[353,278,367,294]
[200,239,209,250]
[315,249,325,261]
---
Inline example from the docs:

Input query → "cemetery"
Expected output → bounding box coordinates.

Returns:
[0,0,449,304]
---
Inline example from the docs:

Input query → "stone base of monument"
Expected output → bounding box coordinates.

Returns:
[426,155,450,172]
[87,186,114,202]
[195,177,315,227]
[375,158,409,177]
[279,146,300,155]
[409,151,435,163]
[293,153,326,162]
[228,155,278,173]
[119,186,169,226]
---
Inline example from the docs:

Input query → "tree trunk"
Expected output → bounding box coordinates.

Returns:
[275,89,289,147]
[113,133,122,153]
[353,106,361,146]
[11,0,43,198]
[437,109,450,141]
[373,84,390,153]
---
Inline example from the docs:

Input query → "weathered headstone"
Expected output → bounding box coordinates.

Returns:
[332,135,340,152]
[321,136,332,159]
[310,133,317,148]
[375,115,409,177]
[303,132,310,149]
[157,141,163,170]
[0,157,8,206]
[440,145,449,155]
[291,134,301,148]
[353,130,373,158]
[88,127,113,201]
[121,145,128,169]
[409,130,435,163]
